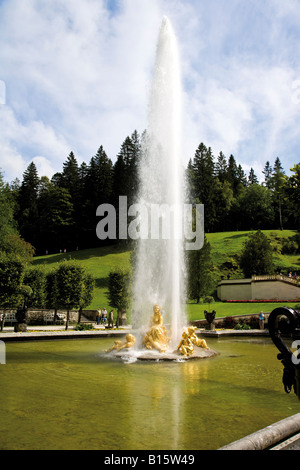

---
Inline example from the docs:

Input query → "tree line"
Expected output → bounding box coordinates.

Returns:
[1,130,300,257]
[0,255,94,326]
[187,143,300,233]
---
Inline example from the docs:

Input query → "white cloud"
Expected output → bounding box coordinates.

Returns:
[0,105,70,180]
[31,156,55,179]
[0,0,300,184]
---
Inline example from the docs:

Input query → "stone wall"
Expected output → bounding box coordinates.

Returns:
[190,313,270,329]
[217,275,300,301]
[0,308,97,324]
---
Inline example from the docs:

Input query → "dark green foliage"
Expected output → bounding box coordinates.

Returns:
[281,238,299,255]
[240,230,275,277]
[23,266,47,308]
[248,168,259,185]
[222,316,238,329]
[49,260,94,310]
[37,184,74,252]
[191,143,216,231]
[2,132,300,255]
[0,172,34,262]
[187,236,214,303]
[107,269,130,312]
[17,162,40,247]
[233,184,275,230]
[0,252,25,307]
[234,321,251,330]
[74,322,94,330]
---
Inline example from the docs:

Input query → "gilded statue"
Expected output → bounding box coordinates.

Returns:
[177,326,209,357]
[105,333,136,353]
[187,326,209,350]
[177,330,194,357]
[143,304,170,353]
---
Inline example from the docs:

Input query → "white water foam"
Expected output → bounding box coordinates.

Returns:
[132,17,187,349]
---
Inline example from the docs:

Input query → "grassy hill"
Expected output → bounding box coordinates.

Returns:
[34,245,131,311]
[207,229,300,277]
[33,230,300,321]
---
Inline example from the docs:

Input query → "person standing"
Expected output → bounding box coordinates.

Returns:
[108,309,114,328]
[96,307,101,325]
[259,311,265,330]
[102,308,107,324]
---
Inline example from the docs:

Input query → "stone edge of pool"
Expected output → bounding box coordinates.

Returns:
[0,327,270,342]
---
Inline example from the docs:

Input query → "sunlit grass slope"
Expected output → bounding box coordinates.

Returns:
[34,230,300,320]
[34,245,131,311]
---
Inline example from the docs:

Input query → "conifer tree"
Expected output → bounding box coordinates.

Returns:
[17,162,40,247]
[270,157,286,230]
[82,146,114,247]
[215,151,228,183]
[285,164,300,228]
[248,168,259,185]
[226,155,240,195]
[237,164,248,188]
[192,143,216,231]
[187,236,214,303]
[262,161,273,188]
[61,151,80,198]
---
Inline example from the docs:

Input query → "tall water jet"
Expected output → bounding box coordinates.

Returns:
[132,17,186,348]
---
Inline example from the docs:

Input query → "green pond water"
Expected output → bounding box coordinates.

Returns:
[0,336,299,450]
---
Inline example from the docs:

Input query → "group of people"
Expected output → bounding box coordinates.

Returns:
[96,307,114,327]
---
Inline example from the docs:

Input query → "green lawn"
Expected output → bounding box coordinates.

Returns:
[186,301,300,322]
[34,244,131,311]
[206,229,300,273]
[33,230,300,321]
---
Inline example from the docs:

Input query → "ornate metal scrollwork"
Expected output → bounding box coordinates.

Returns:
[268,307,300,398]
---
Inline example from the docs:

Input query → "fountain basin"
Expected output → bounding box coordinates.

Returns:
[114,346,218,362]
[2,336,300,450]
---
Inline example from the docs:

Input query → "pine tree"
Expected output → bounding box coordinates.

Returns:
[215,151,228,183]
[185,158,195,203]
[17,162,40,247]
[248,168,259,185]
[270,157,286,230]
[226,155,240,194]
[60,151,80,201]
[192,143,216,231]
[286,164,300,228]
[237,164,248,188]
[91,145,114,205]
[262,161,273,188]
[81,146,114,247]
[187,236,214,303]
[113,132,140,206]
[37,183,74,252]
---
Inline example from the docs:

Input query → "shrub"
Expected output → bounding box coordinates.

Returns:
[74,323,94,331]
[240,230,274,277]
[234,322,251,330]
[281,239,299,255]
[249,315,259,328]
[222,316,237,329]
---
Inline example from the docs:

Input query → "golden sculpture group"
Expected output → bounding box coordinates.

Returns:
[105,304,209,358]
[143,304,170,353]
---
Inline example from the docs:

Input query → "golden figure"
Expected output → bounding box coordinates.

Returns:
[143,304,170,353]
[177,330,194,357]
[177,326,210,357]
[187,326,209,349]
[105,334,136,353]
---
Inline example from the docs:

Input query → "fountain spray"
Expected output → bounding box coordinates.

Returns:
[132,17,187,349]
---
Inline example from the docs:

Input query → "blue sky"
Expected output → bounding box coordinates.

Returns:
[0,0,300,183]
